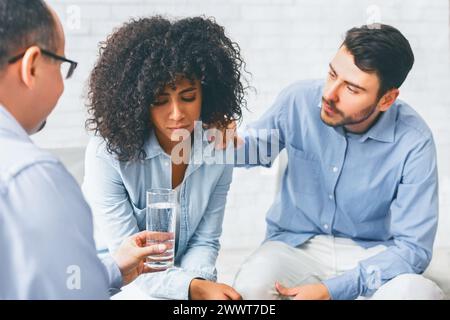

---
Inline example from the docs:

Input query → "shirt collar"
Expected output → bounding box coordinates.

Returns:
[143,129,164,160]
[0,104,30,141]
[359,102,398,143]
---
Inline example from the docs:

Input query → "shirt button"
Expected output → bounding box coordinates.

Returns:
[328,194,334,200]
[164,161,170,167]
[324,224,329,230]
[332,166,338,173]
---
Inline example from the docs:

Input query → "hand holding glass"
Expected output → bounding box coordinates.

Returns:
[146,188,177,270]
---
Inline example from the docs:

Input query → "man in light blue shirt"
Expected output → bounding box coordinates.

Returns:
[0,0,169,299]
[232,24,444,300]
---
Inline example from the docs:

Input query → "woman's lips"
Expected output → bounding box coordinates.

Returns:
[168,125,190,130]
[168,125,191,141]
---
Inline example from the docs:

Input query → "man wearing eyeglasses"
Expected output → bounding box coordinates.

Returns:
[0,0,172,299]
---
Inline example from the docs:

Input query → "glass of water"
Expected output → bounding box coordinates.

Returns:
[146,188,177,270]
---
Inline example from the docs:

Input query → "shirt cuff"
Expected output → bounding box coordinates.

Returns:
[322,268,360,300]
[165,269,197,300]
[100,254,123,290]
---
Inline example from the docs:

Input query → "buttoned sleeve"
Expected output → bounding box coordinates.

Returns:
[82,139,141,253]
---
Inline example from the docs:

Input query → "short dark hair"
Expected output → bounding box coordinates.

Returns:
[86,16,248,162]
[0,0,58,70]
[342,24,414,98]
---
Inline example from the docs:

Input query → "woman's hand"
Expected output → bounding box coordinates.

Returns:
[189,279,242,300]
[112,231,174,286]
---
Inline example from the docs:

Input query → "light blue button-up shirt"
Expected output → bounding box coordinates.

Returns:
[0,105,122,299]
[237,80,438,300]
[82,129,233,300]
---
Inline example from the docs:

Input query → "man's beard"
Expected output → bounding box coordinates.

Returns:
[320,97,378,128]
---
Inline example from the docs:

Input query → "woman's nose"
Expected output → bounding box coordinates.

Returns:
[169,101,184,121]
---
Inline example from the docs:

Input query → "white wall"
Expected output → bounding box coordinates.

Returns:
[37,0,450,248]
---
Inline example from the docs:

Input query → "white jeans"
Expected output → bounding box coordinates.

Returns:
[233,235,444,300]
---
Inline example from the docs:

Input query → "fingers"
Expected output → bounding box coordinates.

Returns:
[227,289,243,300]
[215,134,241,150]
[223,285,243,300]
[234,136,244,149]
[132,231,174,249]
[133,231,175,244]
[222,123,239,150]
[134,243,168,259]
[204,120,238,150]
[275,281,298,297]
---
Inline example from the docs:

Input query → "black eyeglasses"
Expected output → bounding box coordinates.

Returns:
[8,48,78,79]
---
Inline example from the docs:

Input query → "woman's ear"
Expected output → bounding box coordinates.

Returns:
[20,46,41,89]
[379,88,400,112]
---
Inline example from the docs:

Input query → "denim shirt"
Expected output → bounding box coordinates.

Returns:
[236,79,438,300]
[82,129,233,300]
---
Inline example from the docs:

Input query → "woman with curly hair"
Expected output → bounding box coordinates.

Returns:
[82,16,247,300]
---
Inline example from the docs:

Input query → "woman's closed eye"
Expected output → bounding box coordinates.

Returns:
[152,99,168,106]
[181,94,197,102]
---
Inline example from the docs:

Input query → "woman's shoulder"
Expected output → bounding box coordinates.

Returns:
[85,136,116,163]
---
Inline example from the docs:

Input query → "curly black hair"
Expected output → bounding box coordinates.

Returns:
[86,16,248,162]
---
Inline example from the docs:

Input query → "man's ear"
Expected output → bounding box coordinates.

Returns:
[378,88,399,112]
[20,46,42,89]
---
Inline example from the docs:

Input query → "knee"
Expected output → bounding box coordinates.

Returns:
[233,245,286,300]
[233,258,281,300]
[373,274,444,300]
